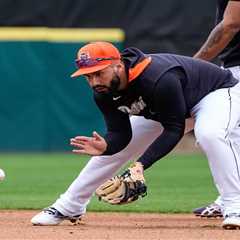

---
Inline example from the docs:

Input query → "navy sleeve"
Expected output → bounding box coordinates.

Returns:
[94,93,132,155]
[137,70,186,169]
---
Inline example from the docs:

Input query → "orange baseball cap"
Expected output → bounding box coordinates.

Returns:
[71,41,121,77]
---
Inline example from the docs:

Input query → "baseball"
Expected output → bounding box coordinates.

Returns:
[0,168,6,181]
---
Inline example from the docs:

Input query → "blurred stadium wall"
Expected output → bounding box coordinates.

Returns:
[0,0,215,151]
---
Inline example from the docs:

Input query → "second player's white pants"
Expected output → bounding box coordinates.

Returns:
[192,80,240,216]
[209,66,240,210]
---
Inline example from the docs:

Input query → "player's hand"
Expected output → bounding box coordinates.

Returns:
[70,131,107,155]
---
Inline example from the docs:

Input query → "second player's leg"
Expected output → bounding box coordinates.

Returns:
[192,84,240,225]
[193,66,240,218]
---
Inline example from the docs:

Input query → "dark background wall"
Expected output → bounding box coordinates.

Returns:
[0,0,215,53]
[0,0,216,151]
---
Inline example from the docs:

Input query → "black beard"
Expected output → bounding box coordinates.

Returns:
[108,75,121,95]
[92,75,121,95]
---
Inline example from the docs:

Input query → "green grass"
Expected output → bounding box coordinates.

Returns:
[0,153,218,212]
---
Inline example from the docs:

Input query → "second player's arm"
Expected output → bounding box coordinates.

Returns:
[194,0,240,61]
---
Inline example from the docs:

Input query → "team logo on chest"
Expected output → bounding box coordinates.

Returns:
[118,96,147,115]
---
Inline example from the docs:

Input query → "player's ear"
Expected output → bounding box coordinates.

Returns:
[114,62,124,73]
[113,64,120,74]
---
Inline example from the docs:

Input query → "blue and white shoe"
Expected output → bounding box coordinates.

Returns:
[193,203,223,218]
[31,207,81,226]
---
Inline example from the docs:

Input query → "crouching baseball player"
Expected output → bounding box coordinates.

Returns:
[31,42,240,229]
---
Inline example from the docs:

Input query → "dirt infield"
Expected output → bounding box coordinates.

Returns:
[0,211,239,240]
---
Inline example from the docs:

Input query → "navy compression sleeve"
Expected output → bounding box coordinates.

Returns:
[137,70,186,169]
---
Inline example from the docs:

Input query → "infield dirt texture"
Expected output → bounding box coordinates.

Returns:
[0,211,239,240]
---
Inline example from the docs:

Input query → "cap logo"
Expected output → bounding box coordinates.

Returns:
[75,53,118,69]
[75,52,98,68]
[79,52,91,62]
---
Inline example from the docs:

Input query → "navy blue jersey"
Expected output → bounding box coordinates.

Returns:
[94,48,238,169]
[216,0,240,67]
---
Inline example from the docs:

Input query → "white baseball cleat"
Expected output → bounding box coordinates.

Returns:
[222,214,240,230]
[31,207,81,226]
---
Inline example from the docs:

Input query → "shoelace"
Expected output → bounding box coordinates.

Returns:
[204,204,220,211]
[43,207,59,216]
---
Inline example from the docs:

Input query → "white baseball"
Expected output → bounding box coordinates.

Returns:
[0,168,6,181]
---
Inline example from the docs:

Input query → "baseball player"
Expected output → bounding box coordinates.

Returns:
[31,41,240,229]
[193,0,240,218]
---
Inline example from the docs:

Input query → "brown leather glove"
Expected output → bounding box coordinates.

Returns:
[95,162,147,205]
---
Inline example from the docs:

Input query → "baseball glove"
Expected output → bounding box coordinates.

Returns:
[95,162,147,205]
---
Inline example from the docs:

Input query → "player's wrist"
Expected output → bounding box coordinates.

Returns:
[128,162,145,183]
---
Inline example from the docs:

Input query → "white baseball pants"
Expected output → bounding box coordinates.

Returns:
[192,79,240,216]
[210,66,240,211]
[52,116,194,216]
[53,117,163,216]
